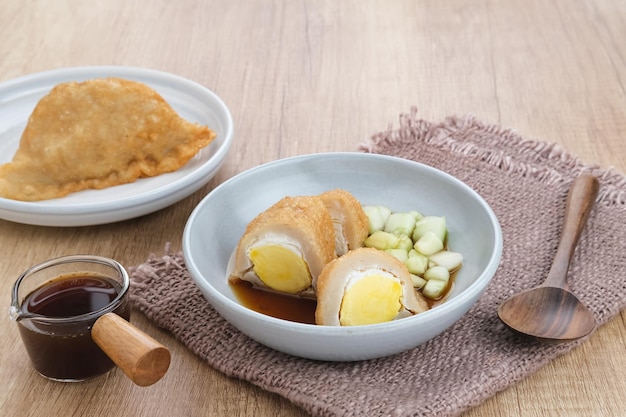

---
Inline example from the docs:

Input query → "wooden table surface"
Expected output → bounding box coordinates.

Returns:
[1,1,624,416]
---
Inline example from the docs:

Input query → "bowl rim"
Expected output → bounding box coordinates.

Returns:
[183,152,503,335]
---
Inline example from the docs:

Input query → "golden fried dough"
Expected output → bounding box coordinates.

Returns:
[318,189,369,256]
[0,77,216,201]
[232,195,337,297]
[315,247,428,326]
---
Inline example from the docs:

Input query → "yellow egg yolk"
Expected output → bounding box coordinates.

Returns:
[338,273,402,326]
[249,244,312,293]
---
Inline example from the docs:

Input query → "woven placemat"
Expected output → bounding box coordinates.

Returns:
[129,109,626,417]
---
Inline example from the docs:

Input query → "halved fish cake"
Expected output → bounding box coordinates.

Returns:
[0,77,216,201]
[318,189,369,256]
[315,247,428,326]
[231,195,337,297]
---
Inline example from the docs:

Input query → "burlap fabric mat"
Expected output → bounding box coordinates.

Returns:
[129,109,626,417]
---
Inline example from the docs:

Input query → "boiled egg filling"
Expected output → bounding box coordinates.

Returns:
[249,244,312,293]
[338,270,403,326]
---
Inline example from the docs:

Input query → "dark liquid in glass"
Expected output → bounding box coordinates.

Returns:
[18,273,130,380]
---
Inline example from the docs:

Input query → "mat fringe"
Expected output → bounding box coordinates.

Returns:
[359,108,626,206]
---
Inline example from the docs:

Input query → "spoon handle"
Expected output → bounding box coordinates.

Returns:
[543,174,599,289]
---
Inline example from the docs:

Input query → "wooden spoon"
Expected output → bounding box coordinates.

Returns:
[92,312,171,386]
[498,174,599,341]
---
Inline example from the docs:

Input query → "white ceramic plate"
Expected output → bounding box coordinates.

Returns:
[0,66,234,226]
[183,153,503,361]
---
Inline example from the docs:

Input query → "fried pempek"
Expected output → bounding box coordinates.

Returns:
[0,77,216,201]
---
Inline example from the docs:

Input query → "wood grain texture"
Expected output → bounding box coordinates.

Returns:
[0,0,624,416]
[92,313,171,387]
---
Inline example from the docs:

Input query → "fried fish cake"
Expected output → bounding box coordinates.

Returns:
[315,247,429,326]
[0,77,216,201]
[318,189,369,256]
[232,195,337,297]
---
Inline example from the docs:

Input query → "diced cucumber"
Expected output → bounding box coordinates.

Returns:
[364,230,399,250]
[412,216,447,243]
[428,250,463,272]
[405,250,429,275]
[362,205,392,234]
[424,265,450,283]
[408,210,424,221]
[414,231,444,256]
[385,248,409,263]
[362,205,460,303]
[422,278,448,300]
[410,274,427,289]
[396,236,414,251]
[384,212,416,237]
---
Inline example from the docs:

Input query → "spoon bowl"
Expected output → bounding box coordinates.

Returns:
[498,286,596,341]
[498,174,599,342]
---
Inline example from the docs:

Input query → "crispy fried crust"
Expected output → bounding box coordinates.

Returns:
[315,247,429,325]
[233,195,337,292]
[0,77,216,201]
[318,189,369,255]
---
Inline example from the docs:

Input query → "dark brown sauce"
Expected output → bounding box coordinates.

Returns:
[23,274,120,317]
[230,279,317,324]
[230,270,458,324]
[18,273,130,380]
[229,214,460,324]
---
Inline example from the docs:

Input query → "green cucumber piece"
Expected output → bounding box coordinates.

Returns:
[412,216,447,243]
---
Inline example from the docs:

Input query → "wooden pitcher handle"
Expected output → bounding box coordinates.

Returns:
[92,312,171,387]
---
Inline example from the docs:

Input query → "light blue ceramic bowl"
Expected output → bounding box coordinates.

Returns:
[183,152,502,361]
